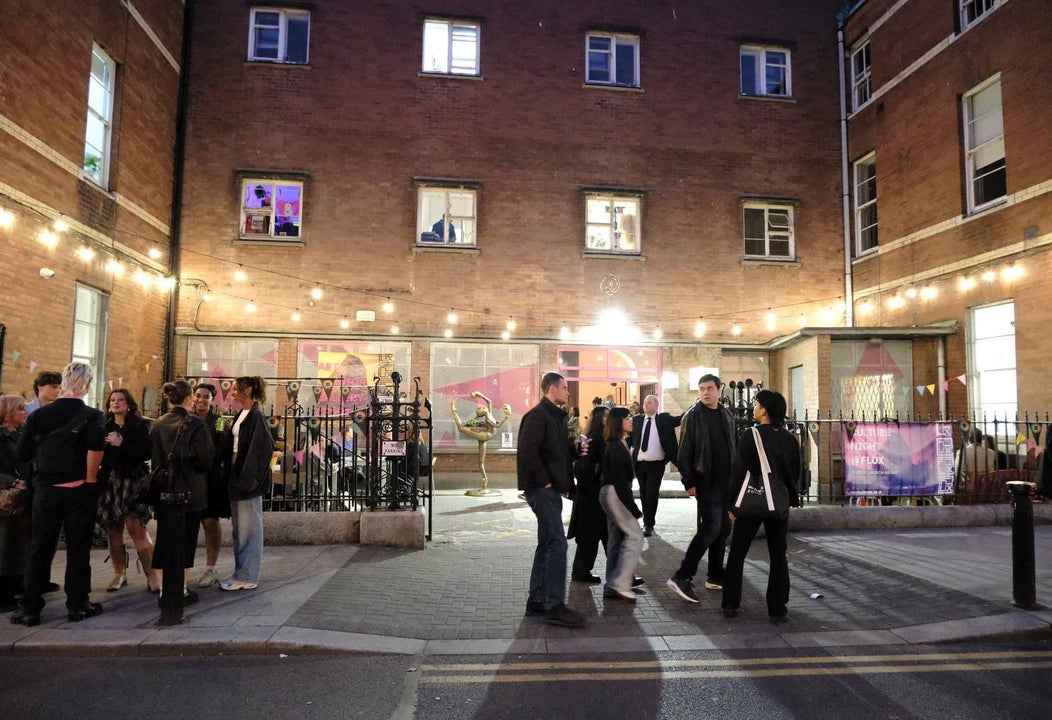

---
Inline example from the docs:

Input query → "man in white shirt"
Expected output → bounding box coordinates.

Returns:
[629,394,681,537]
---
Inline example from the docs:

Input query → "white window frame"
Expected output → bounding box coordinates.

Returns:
[850,39,871,111]
[248,7,310,64]
[421,19,480,76]
[585,33,640,88]
[960,0,999,31]
[584,195,642,254]
[963,75,1006,213]
[72,283,108,408]
[967,300,1016,420]
[83,44,116,187]
[417,187,477,247]
[853,153,878,255]
[743,202,795,260]
[239,178,305,241]
[740,45,791,98]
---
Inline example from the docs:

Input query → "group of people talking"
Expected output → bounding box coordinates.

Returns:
[517,371,801,628]
[1,364,274,627]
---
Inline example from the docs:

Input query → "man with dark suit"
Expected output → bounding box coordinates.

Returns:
[630,394,681,537]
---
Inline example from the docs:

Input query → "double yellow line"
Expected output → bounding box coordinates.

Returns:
[421,650,1052,684]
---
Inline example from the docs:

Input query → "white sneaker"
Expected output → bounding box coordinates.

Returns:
[219,578,258,591]
[196,568,217,588]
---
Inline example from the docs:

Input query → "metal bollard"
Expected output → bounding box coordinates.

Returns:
[157,496,187,626]
[1006,481,1038,610]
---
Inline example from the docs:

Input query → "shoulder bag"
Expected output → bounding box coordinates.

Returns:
[147,418,191,506]
[732,426,790,518]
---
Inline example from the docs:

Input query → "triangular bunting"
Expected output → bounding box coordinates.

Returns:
[940,380,950,391]
[956,374,967,385]
[901,386,912,397]
[1016,433,1027,446]
[916,385,926,396]
[926,384,936,395]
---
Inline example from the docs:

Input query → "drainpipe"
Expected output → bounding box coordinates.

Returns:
[164,0,195,383]
[937,336,948,419]
[837,25,855,328]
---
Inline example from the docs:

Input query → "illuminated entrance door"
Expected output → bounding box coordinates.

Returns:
[557,345,662,414]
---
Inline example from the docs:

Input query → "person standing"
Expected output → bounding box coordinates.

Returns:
[24,371,61,417]
[666,374,736,604]
[0,396,30,610]
[97,389,157,593]
[630,394,681,537]
[12,362,106,626]
[568,406,608,584]
[517,371,586,627]
[221,377,273,592]
[150,381,214,624]
[190,383,231,588]
[721,390,800,622]
[599,407,644,602]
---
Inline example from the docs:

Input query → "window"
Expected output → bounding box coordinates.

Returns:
[240,179,303,240]
[961,0,999,29]
[743,203,794,259]
[740,45,791,97]
[585,195,640,253]
[248,8,310,63]
[422,20,479,75]
[850,40,871,110]
[586,33,639,87]
[854,154,878,254]
[83,44,116,186]
[967,301,1016,420]
[417,188,476,246]
[72,283,108,407]
[963,77,1006,212]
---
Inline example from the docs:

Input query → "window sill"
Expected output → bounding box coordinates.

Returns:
[413,244,480,255]
[852,248,879,264]
[79,173,115,198]
[243,60,312,69]
[235,237,305,247]
[418,71,483,81]
[966,198,1008,218]
[583,83,644,93]
[582,250,646,261]
[740,256,800,267]
[738,94,796,104]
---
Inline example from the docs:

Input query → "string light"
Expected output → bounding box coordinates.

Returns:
[981,269,997,283]
[957,276,976,292]
[390,325,399,334]
[506,317,516,331]
[340,317,350,329]
[904,286,918,300]
[919,285,938,301]
[444,328,453,338]
[383,298,394,313]
[500,330,510,340]
[148,247,163,260]
[203,292,213,302]
[246,300,257,313]
[53,218,70,232]
[134,268,153,287]
[559,326,571,340]
[291,309,301,322]
[652,327,662,340]
[765,310,776,330]
[0,208,14,229]
[887,295,905,310]
[447,309,458,324]
[1002,264,1024,281]
[311,287,324,300]
[157,276,177,290]
[104,258,124,275]
[694,319,706,338]
[797,313,807,327]
[38,230,58,249]
[857,300,874,316]
[75,244,95,262]
[731,324,742,336]
[234,265,247,282]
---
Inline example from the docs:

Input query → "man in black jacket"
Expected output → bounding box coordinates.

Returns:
[666,374,736,604]
[629,394,681,537]
[517,372,586,628]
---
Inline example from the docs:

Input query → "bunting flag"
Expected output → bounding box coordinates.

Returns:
[340,386,351,398]
[322,379,334,398]
[144,362,151,372]
[956,374,967,385]
[926,384,936,395]
[901,386,912,397]
[293,449,305,464]
[807,421,820,444]
[188,377,198,388]
[286,381,300,401]
[108,380,113,390]
[11,350,20,362]
[1027,438,1037,452]
[916,385,926,396]
[1030,423,1043,436]
[940,380,950,391]
[117,377,123,387]
[1016,433,1028,446]
[844,420,857,442]
[959,420,971,431]
[312,385,322,401]
[29,361,37,373]
[219,379,232,401]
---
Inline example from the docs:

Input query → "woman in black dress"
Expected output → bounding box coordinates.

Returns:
[568,407,608,583]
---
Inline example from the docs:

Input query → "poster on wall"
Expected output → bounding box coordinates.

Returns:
[298,341,411,417]
[844,422,955,496]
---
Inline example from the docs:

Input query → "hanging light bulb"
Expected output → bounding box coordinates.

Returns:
[134,268,153,287]
[694,319,706,338]
[919,285,938,301]
[148,247,163,260]
[383,298,394,313]
[765,311,776,330]
[291,310,302,322]
[53,218,70,232]
[981,269,997,283]
[0,208,14,229]
[444,327,453,338]
[234,265,247,282]
[203,292,213,302]
[447,309,458,324]
[156,275,177,290]
[652,327,662,340]
[957,276,976,292]
[501,330,511,340]
[340,317,350,329]
[797,313,807,327]
[559,326,571,340]
[887,295,905,310]
[246,300,257,313]
[506,317,516,331]
[75,244,95,262]
[731,324,742,336]
[904,286,918,300]
[104,258,123,275]
[390,325,400,335]
[857,300,875,316]
[311,286,324,300]
[38,230,59,249]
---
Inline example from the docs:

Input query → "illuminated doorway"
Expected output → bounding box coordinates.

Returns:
[557,345,662,418]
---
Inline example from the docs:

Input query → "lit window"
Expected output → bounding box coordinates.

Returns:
[248,8,310,64]
[417,188,476,246]
[854,154,877,254]
[743,203,794,259]
[740,45,791,97]
[83,45,116,186]
[850,40,871,110]
[960,0,999,30]
[422,20,479,75]
[585,196,640,254]
[240,179,304,240]
[586,33,639,87]
[963,77,1006,212]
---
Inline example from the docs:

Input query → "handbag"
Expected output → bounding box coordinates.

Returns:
[147,419,191,506]
[732,426,790,518]
[0,474,27,518]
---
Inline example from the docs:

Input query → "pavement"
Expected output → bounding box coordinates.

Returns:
[2,489,1051,657]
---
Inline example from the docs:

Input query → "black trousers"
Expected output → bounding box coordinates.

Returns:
[22,482,99,613]
[571,534,608,579]
[634,460,666,529]
[675,489,731,583]
[721,513,789,618]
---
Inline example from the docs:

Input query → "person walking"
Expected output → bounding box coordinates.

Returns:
[599,407,644,602]
[721,390,800,622]
[629,394,681,537]
[568,406,608,584]
[221,377,273,592]
[11,362,106,626]
[150,381,214,625]
[517,372,586,627]
[666,374,736,603]
[97,388,157,593]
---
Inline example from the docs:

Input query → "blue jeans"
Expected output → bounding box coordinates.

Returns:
[525,486,567,609]
[599,486,643,593]
[230,496,264,583]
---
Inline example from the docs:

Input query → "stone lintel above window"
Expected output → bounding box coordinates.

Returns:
[739,195,799,206]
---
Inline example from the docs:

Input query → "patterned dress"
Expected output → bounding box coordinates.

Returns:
[97,415,152,527]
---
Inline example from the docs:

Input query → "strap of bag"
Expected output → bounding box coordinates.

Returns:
[752,426,776,513]
[164,419,191,475]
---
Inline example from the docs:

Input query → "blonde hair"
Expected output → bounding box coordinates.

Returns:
[0,395,27,426]
[61,361,94,396]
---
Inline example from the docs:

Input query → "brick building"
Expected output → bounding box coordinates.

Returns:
[174,0,852,473]
[0,1,186,411]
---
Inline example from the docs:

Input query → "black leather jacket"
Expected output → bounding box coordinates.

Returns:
[517,397,577,494]
[677,401,736,492]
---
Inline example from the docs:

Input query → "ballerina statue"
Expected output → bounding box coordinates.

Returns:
[451,391,512,496]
